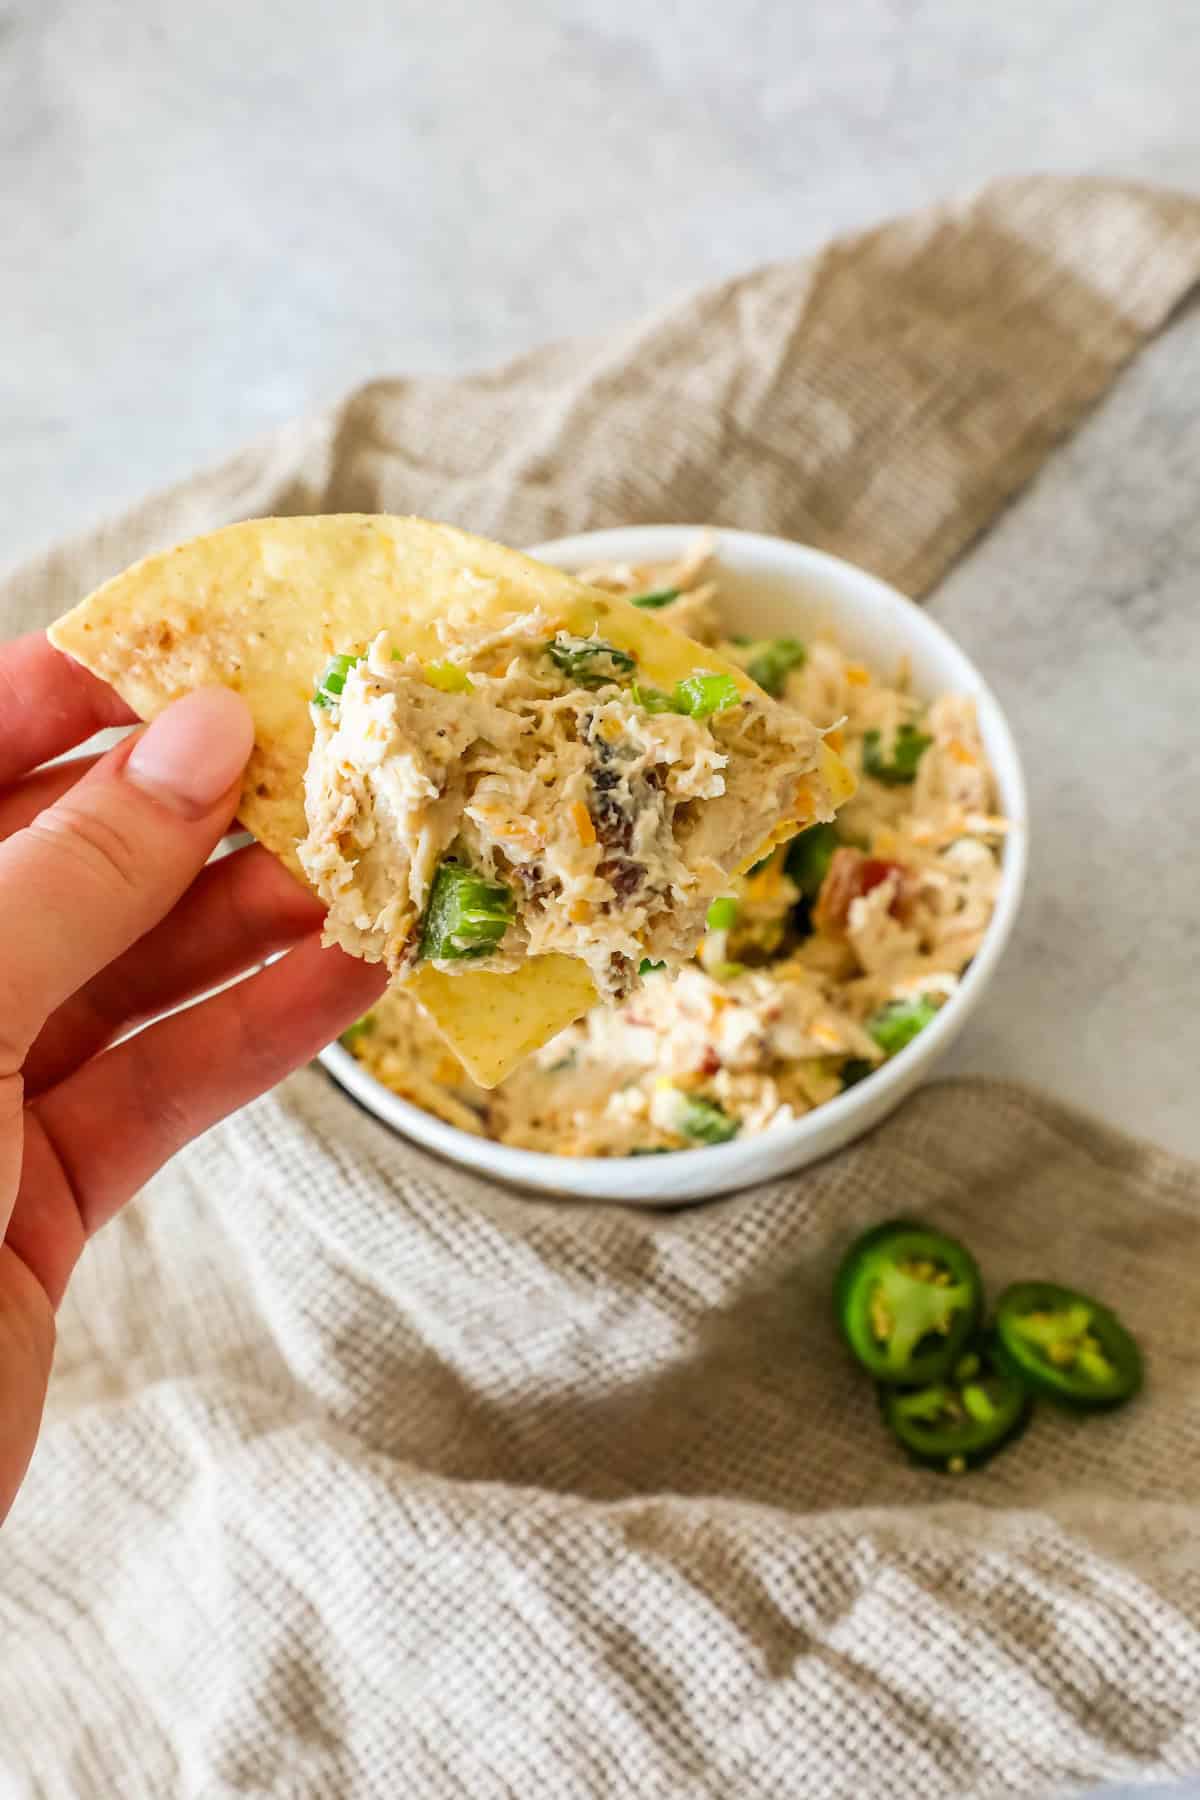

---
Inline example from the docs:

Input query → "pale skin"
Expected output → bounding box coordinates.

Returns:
[0,633,389,1523]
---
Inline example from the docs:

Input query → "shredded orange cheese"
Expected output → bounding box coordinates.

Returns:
[568,899,593,925]
[571,801,597,846]
[470,806,541,847]
[809,1019,844,1049]
[845,664,871,687]
[947,738,978,767]
[825,727,845,753]
[744,860,783,902]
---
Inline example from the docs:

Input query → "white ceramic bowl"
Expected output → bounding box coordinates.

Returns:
[320,527,1028,1204]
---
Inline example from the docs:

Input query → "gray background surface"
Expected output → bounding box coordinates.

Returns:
[2,4,1197,1793]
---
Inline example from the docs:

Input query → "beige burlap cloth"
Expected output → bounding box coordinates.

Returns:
[3,176,1200,1799]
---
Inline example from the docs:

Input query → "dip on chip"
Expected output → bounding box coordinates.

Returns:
[300,619,840,1003]
[48,515,852,1084]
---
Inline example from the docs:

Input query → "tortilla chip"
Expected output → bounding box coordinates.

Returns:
[49,514,850,1085]
[406,956,600,1091]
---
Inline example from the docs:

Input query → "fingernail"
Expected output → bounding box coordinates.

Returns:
[125,688,255,818]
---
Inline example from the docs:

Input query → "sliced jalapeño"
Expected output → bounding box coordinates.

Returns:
[835,1219,983,1387]
[880,1339,1032,1473]
[993,1281,1143,1410]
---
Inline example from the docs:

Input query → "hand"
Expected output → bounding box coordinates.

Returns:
[0,633,387,1523]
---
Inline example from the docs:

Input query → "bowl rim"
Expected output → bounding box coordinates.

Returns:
[318,525,1028,1187]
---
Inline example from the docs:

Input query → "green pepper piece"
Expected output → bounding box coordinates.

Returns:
[424,659,474,693]
[630,680,676,715]
[312,651,362,709]
[638,957,665,976]
[705,896,738,932]
[629,587,680,610]
[675,1093,739,1145]
[879,1338,1032,1473]
[631,671,742,719]
[745,636,806,697]
[672,672,741,719]
[785,822,838,900]
[839,1058,874,1091]
[862,723,932,785]
[340,1012,377,1047]
[835,1220,983,1386]
[867,994,940,1058]
[546,634,636,686]
[418,859,515,961]
[993,1281,1143,1409]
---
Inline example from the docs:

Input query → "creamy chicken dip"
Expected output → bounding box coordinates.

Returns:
[299,600,839,1002]
[339,539,1008,1154]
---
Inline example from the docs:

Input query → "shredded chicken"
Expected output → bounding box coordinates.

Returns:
[299,607,833,1002]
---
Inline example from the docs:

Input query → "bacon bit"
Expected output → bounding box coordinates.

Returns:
[844,664,871,687]
[697,1047,721,1076]
[571,801,597,846]
[568,899,593,925]
[814,847,918,933]
[947,738,978,767]
[870,860,920,924]
[824,727,845,753]
[813,848,864,933]
[861,857,912,902]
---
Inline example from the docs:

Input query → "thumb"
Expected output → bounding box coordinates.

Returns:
[0,687,255,1076]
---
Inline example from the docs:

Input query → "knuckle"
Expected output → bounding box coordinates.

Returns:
[230,986,285,1086]
[126,1033,197,1158]
[26,800,145,904]
[0,1068,24,1123]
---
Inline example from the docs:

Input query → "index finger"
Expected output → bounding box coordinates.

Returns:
[0,632,137,785]
[0,687,253,1076]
